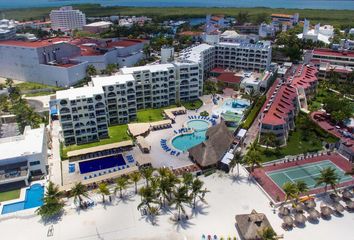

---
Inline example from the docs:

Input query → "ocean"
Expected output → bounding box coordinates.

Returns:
[0,0,354,10]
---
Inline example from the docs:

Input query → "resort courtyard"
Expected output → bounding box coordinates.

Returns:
[0,166,353,240]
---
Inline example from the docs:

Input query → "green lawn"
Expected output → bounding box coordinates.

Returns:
[16,82,63,91]
[0,189,21,202]
[182,99,203,110]
[136,105,177,122]
[62,124,131,159]
[257,113,338,162]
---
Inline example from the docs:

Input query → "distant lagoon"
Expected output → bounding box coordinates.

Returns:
[1,0,354,10]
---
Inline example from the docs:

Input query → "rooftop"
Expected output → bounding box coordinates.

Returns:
[84,21,113,27]
[179,43,214,63]
[0,125,45,160]
[313,48,354,58]
[120,63,174,74]
[56,86,104,100]
[0,37,71,48]
[92,74,135,87]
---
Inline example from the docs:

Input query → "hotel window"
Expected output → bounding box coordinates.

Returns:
[29,161,41,166]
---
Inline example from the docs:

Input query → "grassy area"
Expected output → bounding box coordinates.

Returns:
[257,113,338,162]
[3,5,354,26]
[16,82,63,91]
[62,124,131,159]
[0,189,21,202]
[182,99,203,110]
[136,105,177,122]
[241,96,266,129]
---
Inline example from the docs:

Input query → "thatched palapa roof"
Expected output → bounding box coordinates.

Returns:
[235,210,274,240]
[189,122,234,168]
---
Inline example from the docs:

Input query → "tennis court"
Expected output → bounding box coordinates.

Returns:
[267,160,353,190]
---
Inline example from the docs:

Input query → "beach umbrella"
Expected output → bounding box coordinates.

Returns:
[295,203,305,212]
[342,190,353,200]
[305,199,316,209]
[329,193,340,202]
[283,215,294,226]
[295,213,307,224]
[332,202,345,213]
[308,209,320,219]
[320,206,333,218]
[346,201,354,210]
[279,206,290,216]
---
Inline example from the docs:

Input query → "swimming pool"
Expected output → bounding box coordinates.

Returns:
[79,154,126,174]
[1,184,44,215]
[172,120,209,151]
[213,99,250,116]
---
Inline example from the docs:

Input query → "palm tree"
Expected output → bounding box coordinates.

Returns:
[243,88,259,106]
[138,185,159,213]
[86,65,97,77]
[36,181,64,220]
[171,185,191,221]
[158,177,172,207]
[282,182,298,203]
[5,78,14,88]
[182,173,194,189]
[261,132,277,149]
[247,140,259,152]
[295,180,309,197]
[115,176,130,198]
[190,178,208,209]
[229,151,243,175]
[157,167,172,179]
[140,167,154,187]
[315,167,340,193]
[97,183,110,203]
[71,182,88,208]
[130,171,142,194]
[244,150,262,173]
[259,227,277,240]
[45,181,62,199]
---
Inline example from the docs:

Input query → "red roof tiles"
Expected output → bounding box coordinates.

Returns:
[313,48,354,58]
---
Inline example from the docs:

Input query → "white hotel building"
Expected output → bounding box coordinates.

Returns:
[50,6,86,30]
[179,40,272,78]
[56,62,202,145]
[0,125,47,188]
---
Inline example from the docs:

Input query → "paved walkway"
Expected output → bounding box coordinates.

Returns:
[48,120,63,186]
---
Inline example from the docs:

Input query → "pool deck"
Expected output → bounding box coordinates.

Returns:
[253,152,354,202]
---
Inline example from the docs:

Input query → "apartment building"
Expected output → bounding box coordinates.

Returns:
[306,48,354,68]
[271,13,299,31]
[50,6,86,30]
[178,41,272,77]
[0,19,17,40]
[258,65,318,146]
[215,42,271,72]
[0,38,87,86]
[0,124,47,188]
[0,37,147,86]
[56,62,202,145]
[56,86,109,145]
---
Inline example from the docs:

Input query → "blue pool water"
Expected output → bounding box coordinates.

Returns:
[79,154,126,174]
[1,184,44,215]
[213,99,250,116]
[172,120,209,151]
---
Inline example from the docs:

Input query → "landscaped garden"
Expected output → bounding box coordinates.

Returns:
[0,189,21,202]
[181,99,203,110]
[257,113,338,162]
[61,124,131,159]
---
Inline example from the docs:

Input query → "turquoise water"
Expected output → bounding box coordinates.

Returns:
[214,99,250,116]
[172,120,209,151]
[1,0,353,10]
[1,184,44,215]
